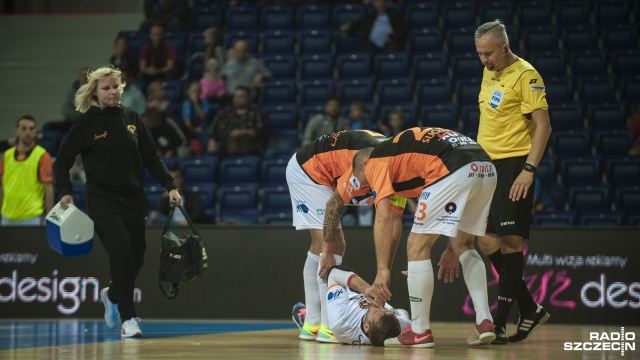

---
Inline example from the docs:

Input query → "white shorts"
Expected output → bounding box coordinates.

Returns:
[410,161,497,237]
[286,155,340,230]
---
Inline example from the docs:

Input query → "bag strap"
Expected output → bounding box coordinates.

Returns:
[163,201,202,238]
[159,279,180,300]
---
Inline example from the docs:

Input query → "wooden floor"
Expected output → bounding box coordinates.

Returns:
[1,321,637,360]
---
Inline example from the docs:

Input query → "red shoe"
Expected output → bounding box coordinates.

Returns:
[384,326,434,348]
[467,319,496,346]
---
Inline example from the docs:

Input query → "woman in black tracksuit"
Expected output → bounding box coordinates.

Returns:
[54,66,182,338]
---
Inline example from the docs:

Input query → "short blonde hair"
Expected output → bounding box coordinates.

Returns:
[74,66,125,113]
[474,19,509,46]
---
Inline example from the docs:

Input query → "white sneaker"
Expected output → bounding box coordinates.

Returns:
[100,287,120,329]
[121,317,142,338]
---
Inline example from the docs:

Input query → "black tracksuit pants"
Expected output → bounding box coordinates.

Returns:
[87,192,147,321]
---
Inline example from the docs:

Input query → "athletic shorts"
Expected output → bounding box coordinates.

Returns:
[286,155,339,230]
[486,156,535,239]
[411,161,497,237]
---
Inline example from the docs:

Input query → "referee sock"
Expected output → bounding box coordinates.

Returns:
[318,254,343,328]
[494,252,523,327]
[487,249,503,275]
[303,252,321,326]
[459,249,493,324]
[408,260,434,333]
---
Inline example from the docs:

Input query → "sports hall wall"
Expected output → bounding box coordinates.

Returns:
[1,226,638,325]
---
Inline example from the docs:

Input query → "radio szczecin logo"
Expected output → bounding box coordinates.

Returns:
[564,327,635,356]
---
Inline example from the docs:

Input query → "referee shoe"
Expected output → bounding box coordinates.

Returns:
[100,287,120,329]
[508,304,550,342]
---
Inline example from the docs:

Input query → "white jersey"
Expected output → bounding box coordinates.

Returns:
[326,284,411,345]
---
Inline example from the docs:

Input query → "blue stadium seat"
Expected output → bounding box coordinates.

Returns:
[616,187,640,215]
[577,77,616,104]
[187,58,204,81]
[219,208,260,224]
[416,77,452,106]
[570,51,608,78]
[189,7,222,31]
[261,30,294,56]
[145,185,165,214]
[379,104,417,128]
[529,51,567,77]
[561,157,601,187]
[517,2,551,27]
[562,27,598,52]
[612,51,640,78]
[555,2,591,27]
[606,158,640,188]
[619,77,640,104]
[455,78,481,105]
[219,157,260,184]
[537,157,558,185]
[588,104,627,131]
[263,54,295,79]
[421,104,458,130]
[299,105,324,129]
[533,212,575,226]
[298,29,331,54]
[181,156,218,185]
[451,53,483,79]
[442,2,475,29]
[377,78,413,104]
[188,33,206,55]
[409,28,443,55]
[338,78,373,103]
[374,52,409,79]
[595,1,630,25]
[446,27,476,55]
[336,52,372,79]
[479,2,514,25]
[262,211,293,225]
[544,76,574,104]
[546,182,566,209]
[266,129,299,157]
[263,105,297,130]
[224,31,258,54]
[226,6,258,31]
[554,131,592,159]
[261,159,289,186]
[405,3,438,29]
[38,130,61,157]
[260,5,294,29]
[218,183,259,209]
[413,52,447,79]
[296,4,330,29]
[261,80,296,105]
[332,4,365,29]
[298,54,334,80]
[164,31,186,64]
[262,185,291,213]
[186,183,216,211]
[602,25,638,51]
[334,31,365,54]
[548,103,583,131]
[569,186,610,213]
[460,105,479,134]
[162,80,183,110]
[522,28,558,53]
[299,79,334,105]
[580,212,624,226]
[117,30,148,59]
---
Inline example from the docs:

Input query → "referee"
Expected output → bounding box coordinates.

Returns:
[473,20,552,344]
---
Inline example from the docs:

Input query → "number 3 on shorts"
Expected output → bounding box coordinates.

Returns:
[415,201,427,221]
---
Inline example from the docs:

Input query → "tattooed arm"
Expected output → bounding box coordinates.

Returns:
[318,190,345,280]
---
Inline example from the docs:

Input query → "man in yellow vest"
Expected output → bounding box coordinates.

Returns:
[0,115,54,226]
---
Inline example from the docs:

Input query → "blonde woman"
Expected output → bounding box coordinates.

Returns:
[53,66,182,338]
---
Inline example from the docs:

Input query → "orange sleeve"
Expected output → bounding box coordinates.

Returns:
[390,204,404,216]
[336,170,374,204]
[38,152,54,183]
[365,160,395,205]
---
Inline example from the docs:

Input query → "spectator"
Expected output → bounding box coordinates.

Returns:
[143,108,188,158]
[629,105,640,157]
[348,101,375,131]
[139,23,178,82]
[147,167,208,225]
[145,81,174,115]
[0,137,17,153]
[110,35,138,77]
[221,40,272,97]
[302,97,349,145]
[202,27,226,67]
[340,0,407,52]
[1,115,54,226]
[62,66,89,122]
[377,109,405,137]
[207,86,267,155]
[140,0,187,31]
[200,58,227,105]
[532,177,556,213]
[182,81,211,132]
[120,70,146,115]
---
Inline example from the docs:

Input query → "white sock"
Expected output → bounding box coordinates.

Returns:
[408,260,433,333]
[304,252,321,325]
[318,254,343,328]
[459,249,493,324]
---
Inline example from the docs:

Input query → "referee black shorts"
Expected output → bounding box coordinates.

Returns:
[486,155,534,239]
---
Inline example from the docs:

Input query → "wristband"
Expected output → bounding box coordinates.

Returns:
[523,163,536,173]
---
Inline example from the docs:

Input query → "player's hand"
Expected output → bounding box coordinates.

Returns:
[372,269,392,303]
[437,247,460,284]
[60,195,74,209]
[509,170,534,201]
[318,252,336,281]
[363,285,386,308]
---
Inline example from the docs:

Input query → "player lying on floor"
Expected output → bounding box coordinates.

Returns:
[292,265,411,345]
